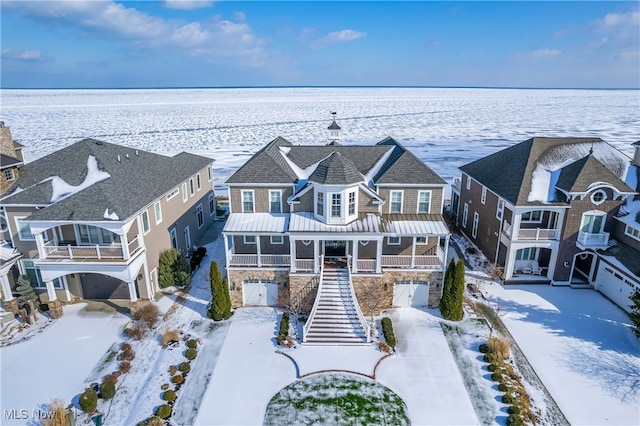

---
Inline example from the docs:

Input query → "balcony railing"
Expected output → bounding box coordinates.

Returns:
[356,259,377,272]
[295,259,314,272]
[577,231,609,249]
[229,254,291,267]
[42,236,142,261]
[518,228,559,240]
[381,247,444,269]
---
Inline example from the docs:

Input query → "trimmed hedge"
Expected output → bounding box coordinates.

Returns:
[185,348,197,360]
[79,388,98,413]
[187,339,198,349]
[172,374,184,385]
[381,317,397,348]
[277,312,290,346]
[178,362,191,374]
[156,404,172,419]
[162,390,177,402]
[100,381,116,400]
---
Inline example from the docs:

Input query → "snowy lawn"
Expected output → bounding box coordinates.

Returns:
[375,307,480,425]
[264,373,409,426]
[0,303,129,425]
[480,282,640,425]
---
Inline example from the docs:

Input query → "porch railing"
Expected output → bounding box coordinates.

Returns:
[303,255,324,342]
[228,254,291,267]
[295,259,314,272]
[356,259,376,272]
[518,228,559,240]
[381,247,444,269]
[43,241,124,260]
[346,256,371,343]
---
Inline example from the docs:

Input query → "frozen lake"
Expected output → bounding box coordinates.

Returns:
[2,87,638,194]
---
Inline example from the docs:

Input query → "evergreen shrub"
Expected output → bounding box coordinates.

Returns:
[178,362,191,373]
[79,388,98,413]
[100,381,116,400]
[156,404,172,419]
[185,348,197,360]
[381,317,397,348]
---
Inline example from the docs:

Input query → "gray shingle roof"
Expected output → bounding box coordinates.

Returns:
[2,139,212,222]
[328,120,341,130]
[600,241,640,277]
[556,154,633,193]
[460,137,630,206]
[0,154,22,169]
[226,136,445,186]
[309,152,364,185]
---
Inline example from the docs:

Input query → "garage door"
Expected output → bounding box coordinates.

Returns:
[242,280,278,306]
[82,274,131,299]
[393,281,429,307]
[595,264,638,313]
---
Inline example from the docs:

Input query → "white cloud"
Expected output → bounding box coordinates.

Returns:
[164,0,215,10]
[2,49,46,61]
[593,10,639,44]
[312,29,366,49]
[520,48,562,60]
[3,1,266,64]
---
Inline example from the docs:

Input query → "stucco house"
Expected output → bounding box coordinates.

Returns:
[451,137,640,312]
[0,138,215,318]
[222,118,450,344]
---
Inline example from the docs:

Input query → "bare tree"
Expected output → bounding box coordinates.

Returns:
[358,280,387,321]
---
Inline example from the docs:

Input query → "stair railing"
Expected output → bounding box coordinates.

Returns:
[303,254,324,342]
[345,255,372,343]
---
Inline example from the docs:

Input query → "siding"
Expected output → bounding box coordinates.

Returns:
[377,187,444,215]
[229,186,293,213]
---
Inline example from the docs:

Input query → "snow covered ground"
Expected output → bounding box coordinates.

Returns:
[2,88,638,196]
[477,282,640,425]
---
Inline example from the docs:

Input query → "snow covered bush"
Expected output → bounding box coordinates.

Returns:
[79,388,98,413]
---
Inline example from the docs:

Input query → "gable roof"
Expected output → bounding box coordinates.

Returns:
[227,136,445,187]
[2,139,212,222]
[308,152,365,185]
[0,154,22,169]
[556,153,633,193]
[460,137,631,205]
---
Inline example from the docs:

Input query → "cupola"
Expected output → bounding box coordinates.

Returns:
[327,112,341,145]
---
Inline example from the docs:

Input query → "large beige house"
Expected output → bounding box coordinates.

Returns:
[0,138,215,318]
[223,119,450,344]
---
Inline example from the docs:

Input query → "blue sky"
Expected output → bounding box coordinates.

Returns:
[1,1,639,88]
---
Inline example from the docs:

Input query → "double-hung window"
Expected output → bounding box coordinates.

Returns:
[472,212,479,238]
[417,191,431,213]
[142,210,150,234]
[331,193,341,217]
[208,194,215,215]
[481,187,487,204]
[196,204,204,228]
[154,202,162,224]
[242,190,254,213]
[390,191,403,213]
[270,190,282,213]
[462,203,469,228]
[496,199,504,220]
[196,174,202,191]
[316,192,324,216]
[15,217,34,240]
[348,191,356,216]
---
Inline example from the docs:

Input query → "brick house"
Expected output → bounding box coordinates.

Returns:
[0,138,215,318]
[451,137,640,312]
[222,118,450,343]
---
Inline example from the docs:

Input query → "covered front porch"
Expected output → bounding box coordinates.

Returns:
[502,243,558,282]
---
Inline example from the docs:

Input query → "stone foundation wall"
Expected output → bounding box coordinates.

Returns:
[289,274,319,313]
[227,269,290,308]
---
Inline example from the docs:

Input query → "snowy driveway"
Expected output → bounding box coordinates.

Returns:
[376,308,479,425]
[481,283,640,425]
[0,304,128,425]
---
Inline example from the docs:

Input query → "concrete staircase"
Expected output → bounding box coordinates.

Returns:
[303,266,370,345]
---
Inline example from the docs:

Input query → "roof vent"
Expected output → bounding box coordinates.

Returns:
[135,149,139,156]
[95,140,104,146]
[117,155,121,162]
[126,153,130,159]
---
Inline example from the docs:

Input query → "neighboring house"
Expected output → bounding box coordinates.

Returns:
[452,137,640,312]
[0,122,24,199]
[0,138,215,318]
[222,117,450,343]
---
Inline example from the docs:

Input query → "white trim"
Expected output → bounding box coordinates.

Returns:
[270,235,284,245]
[196,174,202,191]
[141,210,151,234]
[241,190,255,213]
[244,235,257,245]
[387,236,401,245]
[170,227,178,249]
[15,216,35,241]
[189,178,195,196]
[196,203,204,229]
[465,175,471,190]
[166,187,179,201]
[417,190,431,214]
[208,193,216,216]
[416,236,428,244]
[591,189,607,205]
[472,212,479,238]
[496,199,504,221]
[207,165,213,182]
[624,224,640,241]
[389,190,403,214]
[462,203,469,228]
[269,190,283,214]
[181,182,188,203]
[184,226,191,250]
[481,187,486,205]
[154,202,162,225]
[521,210,543,223]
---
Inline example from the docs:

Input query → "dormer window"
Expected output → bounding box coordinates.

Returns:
[331,193,342,217]
[591,190,606,205]
[348,191,356,215]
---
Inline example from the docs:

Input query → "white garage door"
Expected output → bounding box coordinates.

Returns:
[393,281,429,307]
[595,264,639,313]
[242,280,278,306]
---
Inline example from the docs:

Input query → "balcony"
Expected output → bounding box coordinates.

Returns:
[41,237,142,261]
[502,222,560,241]
[452,177,462,192]
[576,231,610,250]
[229,254,291,268]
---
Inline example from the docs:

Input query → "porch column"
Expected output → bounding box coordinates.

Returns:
[313,239,319,273]
[143,258,152,298]
[290,237,297,273]
[121,233,130,260]
[442,235,450,270]
[376,239,383,274]
[224,234,231,269]
[512,213,522,241]
[256,235,262,267]
[45,280,63,318]
[0,274,14,302]
[127,281,138,302]
[504,246,517,280]
[547,247,559,283]
[352,240,358,273]
[411,236,417,268]
[62,277,71,302]
[35,232,47,259]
